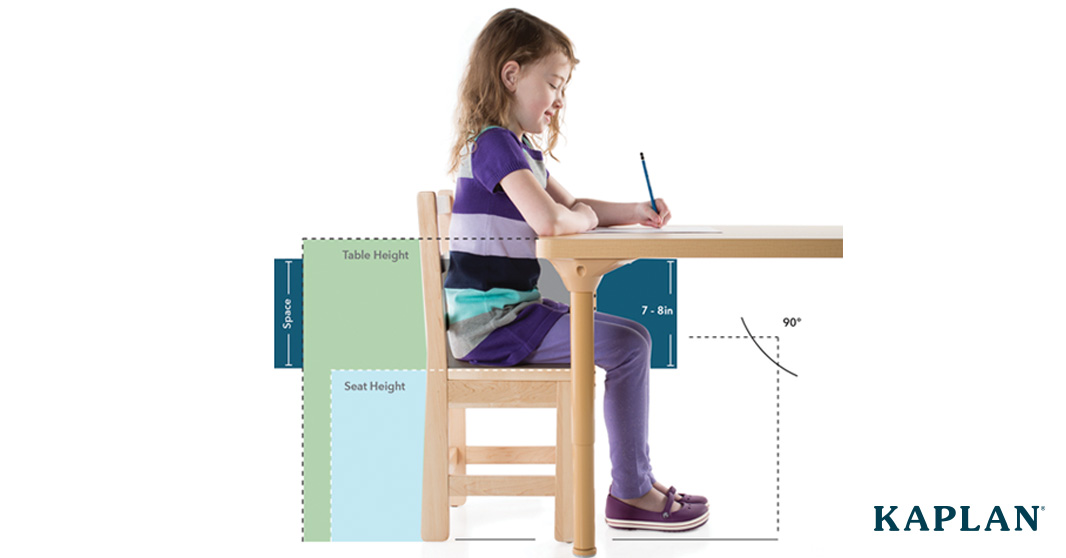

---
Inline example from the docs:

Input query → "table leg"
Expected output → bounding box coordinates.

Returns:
[570,289,596,556]
[547,258,629,557]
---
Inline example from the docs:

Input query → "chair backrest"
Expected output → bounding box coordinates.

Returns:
[417,190,455,371]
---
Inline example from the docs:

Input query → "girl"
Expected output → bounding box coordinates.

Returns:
[445,8,707,532]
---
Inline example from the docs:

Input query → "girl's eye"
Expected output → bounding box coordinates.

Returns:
[549,84,558,90]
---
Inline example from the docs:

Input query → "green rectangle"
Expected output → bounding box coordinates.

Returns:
[302,239,426,541]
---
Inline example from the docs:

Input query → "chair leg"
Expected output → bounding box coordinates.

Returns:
[422,370,449,541]
[555,382,574,543]
[449,408,467,507]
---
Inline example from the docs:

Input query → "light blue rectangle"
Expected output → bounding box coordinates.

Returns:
[330,369,426,541]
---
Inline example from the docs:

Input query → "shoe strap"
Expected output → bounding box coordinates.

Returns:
[662,486,678,518]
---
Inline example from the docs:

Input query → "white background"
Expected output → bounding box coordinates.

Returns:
[2,1,1063,556]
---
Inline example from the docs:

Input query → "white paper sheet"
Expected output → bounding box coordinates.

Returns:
[584,225,722,234]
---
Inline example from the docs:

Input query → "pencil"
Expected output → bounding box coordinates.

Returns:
[640,152,658,213]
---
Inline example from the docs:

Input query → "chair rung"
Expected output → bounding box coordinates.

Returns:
[466,446,556,464]
[448,380,557,408]
[449,475,555,497]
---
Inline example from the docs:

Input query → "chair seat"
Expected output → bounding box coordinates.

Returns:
[447,354,570,382]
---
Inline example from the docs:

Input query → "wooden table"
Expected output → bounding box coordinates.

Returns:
[537,225,844,556]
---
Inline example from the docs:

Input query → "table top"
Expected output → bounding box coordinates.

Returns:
[536,225,844,259]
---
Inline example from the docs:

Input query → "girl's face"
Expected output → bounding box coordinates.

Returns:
[504,51,571,138]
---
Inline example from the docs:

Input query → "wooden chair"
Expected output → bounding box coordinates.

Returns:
[418,190,574,543]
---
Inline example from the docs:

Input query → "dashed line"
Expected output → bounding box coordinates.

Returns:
[300,241,305,541]
[329,371,333,541]
[302,237,539,241]
[689,334,787,534]
[328,368,569,372]
[689,335,777,339]
[330,369,425,372]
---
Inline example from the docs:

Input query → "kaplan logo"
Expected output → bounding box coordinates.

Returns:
[874,506,1040,532]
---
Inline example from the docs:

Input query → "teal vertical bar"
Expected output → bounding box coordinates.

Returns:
[597,259,678,368]
[275,259,303,368]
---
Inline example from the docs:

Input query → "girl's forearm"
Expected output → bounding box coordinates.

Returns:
[547,204,596,236]
[574,198,639,227]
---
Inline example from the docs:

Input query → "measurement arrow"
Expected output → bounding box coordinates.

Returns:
[285,261,294,366]
[667,260,674,295]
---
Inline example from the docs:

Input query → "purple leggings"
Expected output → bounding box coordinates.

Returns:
[521,311,655,500]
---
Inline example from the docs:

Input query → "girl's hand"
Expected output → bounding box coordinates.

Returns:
[636,199,671,228]
[572,201,600,230]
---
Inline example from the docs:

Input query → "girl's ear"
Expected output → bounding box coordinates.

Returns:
[501,60,520,93]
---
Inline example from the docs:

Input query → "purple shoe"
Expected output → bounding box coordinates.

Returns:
[612,483,708,505]
[670,486,708,505]
[605,487,709,532]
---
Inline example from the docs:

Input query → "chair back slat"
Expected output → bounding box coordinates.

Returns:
[436,190,453,256]
[418,191,448,370]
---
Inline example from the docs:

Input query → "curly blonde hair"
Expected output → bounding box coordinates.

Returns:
[448,9,580,177]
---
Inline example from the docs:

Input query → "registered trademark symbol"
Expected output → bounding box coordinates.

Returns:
[1041,506,1045,511]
